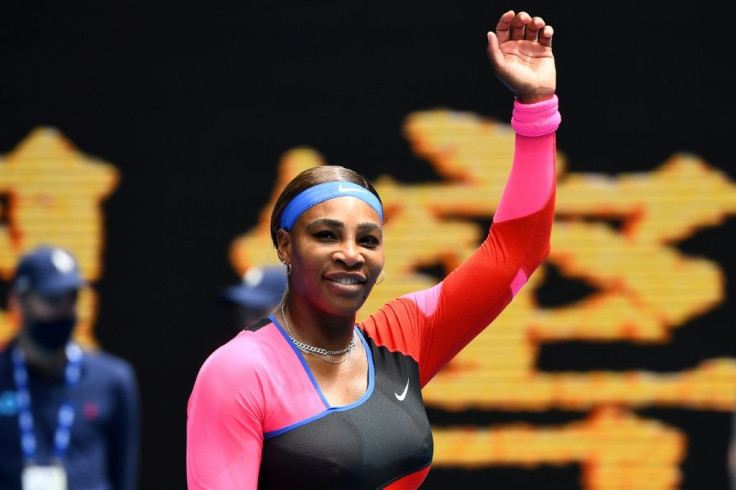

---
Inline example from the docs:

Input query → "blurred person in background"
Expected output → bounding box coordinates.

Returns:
[219,265,288,332]
[0,245,139,490]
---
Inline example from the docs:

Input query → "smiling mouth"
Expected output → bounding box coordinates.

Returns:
[327,277,365,285]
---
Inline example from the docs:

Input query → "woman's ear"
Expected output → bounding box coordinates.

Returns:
[275,228,292,264]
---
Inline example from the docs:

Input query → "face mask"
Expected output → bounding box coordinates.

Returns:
[26,314,77,353]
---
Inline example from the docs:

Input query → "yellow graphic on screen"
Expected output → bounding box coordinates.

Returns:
[0,127,119,348]
[230,109,736,489]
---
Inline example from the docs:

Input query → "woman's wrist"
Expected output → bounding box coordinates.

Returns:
[511,94,561,137]
[516,93,555,104]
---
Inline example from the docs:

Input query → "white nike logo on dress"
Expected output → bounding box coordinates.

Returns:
[395,378,410,401]
[338,183,370,194]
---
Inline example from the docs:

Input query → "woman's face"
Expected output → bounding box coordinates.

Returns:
[279,195,385,317]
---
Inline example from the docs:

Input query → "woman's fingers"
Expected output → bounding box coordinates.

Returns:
[500,11,552,44]
[524,16,546,41]
[509,11,532,40]
[494,10,515,44]
[539,25,554,48]
[487,10,555,70]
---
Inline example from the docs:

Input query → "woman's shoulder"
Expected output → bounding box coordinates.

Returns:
[360,293,427,329]
[198,321,283,378]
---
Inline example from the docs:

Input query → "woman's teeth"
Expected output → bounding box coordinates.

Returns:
[330,277,360,285]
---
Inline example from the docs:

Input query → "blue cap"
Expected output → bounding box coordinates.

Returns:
[220,265,287,309]
[13,246,85,298]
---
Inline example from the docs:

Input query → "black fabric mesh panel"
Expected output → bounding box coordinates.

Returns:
[258,336,433,489]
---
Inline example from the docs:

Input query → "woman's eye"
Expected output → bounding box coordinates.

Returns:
[361,236,380,246]
[314,231,336,240]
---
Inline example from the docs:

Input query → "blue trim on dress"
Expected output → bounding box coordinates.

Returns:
[264,319,375,439]
[269,314,330,408]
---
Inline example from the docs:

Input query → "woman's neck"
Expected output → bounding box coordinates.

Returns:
[281,299,356,352]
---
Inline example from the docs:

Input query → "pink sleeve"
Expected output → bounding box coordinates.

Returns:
[495,95,560,222]
[186,342,266,489]
[394,97,559,384]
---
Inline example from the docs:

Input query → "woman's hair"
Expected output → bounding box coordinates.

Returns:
[270,165,382,247]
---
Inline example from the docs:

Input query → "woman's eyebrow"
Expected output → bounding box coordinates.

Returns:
[357,222,382,233]
[304,219,382,233]
[305,218,343,230]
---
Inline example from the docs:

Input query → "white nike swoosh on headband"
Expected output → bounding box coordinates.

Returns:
[338,183,370,194]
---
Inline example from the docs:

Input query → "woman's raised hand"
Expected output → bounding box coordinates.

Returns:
[486,10,556,103]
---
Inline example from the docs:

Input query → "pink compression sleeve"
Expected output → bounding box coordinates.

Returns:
[495,95,560,222]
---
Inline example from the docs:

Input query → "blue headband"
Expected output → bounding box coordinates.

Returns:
[279,181,384,231]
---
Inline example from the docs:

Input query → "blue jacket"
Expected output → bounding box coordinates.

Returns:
[0,340,139,490]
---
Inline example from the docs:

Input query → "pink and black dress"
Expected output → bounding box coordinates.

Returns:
[186,96,560,489]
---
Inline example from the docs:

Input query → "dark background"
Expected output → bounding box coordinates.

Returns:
[2,1,735,488]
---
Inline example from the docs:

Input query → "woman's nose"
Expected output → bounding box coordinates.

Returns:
[333,241,364,267]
